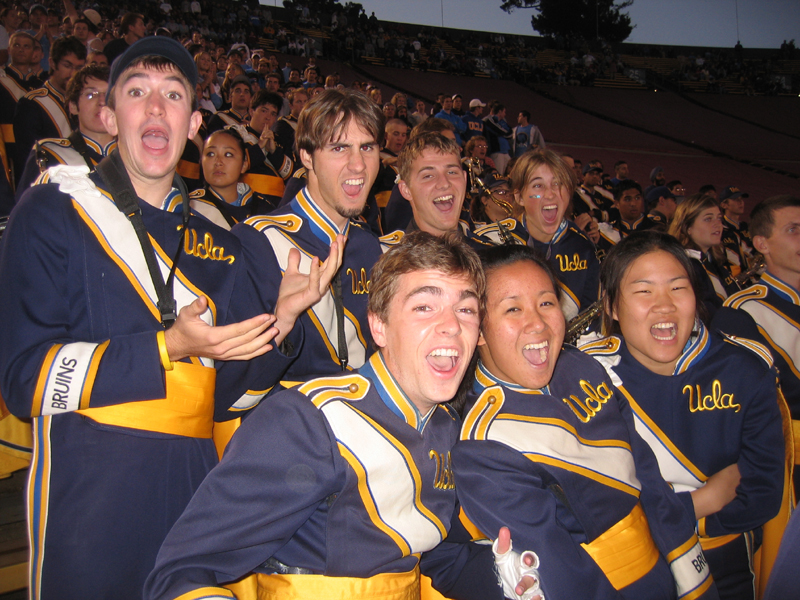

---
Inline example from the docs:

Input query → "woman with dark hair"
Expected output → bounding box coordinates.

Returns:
[181,128,274,229]
[582,230,786,600]
[453,243,717,600]
[668,194,740,317]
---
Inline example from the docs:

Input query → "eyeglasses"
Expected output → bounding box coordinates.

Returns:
[82,90,105,102]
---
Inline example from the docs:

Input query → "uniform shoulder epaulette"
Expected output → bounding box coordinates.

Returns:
[720,333,774,368]
[291,166,307,180]
[460,386,506,441]
[24,87,48,100]
[379,229,404,246]
[723,284,768,308]
[189,188,205,199]
[579,335,622,355]
[39,137,71,148]
[298,374,371,409]
[245,213,304,233]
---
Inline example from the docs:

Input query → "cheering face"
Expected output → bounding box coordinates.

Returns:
[398,149,467,237]
[202,131,248,193]
[370,270,481,416]
[479,261,565,390]
[102,65,202,196]
[300,119,380,229]
[516,164,569,243]
[687,206,723,253]
[613,250,696,376]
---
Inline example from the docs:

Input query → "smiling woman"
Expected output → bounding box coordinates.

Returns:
[582,230,786,600]
[452,243,718,600]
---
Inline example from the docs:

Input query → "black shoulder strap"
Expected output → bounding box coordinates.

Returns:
[96,150,190,328]
[67,130,98,170]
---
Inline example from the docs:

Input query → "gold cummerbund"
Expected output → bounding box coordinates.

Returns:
[242,173,286,198]
[77,360,215,438]
[256,567,420,600]
[581,502,659,590]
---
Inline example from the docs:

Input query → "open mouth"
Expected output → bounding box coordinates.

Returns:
[142,128,168,151]
[541,203,559,224]
[522,340,549,366]
[342,178,364,196]
[432,194,455,211]
[427,348,459,373]
[651,322,677,341]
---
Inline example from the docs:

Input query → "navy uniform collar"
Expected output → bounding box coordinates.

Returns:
[761,271,800,305]
[290,187,351,245]
[473,360,548,395]
[360,352,436,432]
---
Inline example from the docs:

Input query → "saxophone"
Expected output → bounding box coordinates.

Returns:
[465,158,521,245]
[565,299,604,345]
[734,254,766,286]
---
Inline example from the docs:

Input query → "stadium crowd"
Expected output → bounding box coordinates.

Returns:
[0,2,798,600]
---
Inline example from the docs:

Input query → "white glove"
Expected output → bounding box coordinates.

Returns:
[492,537,544,600]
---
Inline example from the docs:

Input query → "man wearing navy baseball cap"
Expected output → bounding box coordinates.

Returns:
[0,35,341,600]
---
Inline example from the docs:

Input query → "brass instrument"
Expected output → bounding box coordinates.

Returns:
[565,299,604,345]
[35,140,49,174]
[464,158,521,245]
[734,255,766,286]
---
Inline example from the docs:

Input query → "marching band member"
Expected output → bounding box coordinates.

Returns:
[177,128,274,230]
[667,194,739,318]
[581,231,785,599]
[480,149,600,321]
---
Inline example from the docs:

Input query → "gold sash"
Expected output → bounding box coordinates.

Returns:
[242,172,285,198]
[256,568,419,600]
[580,502,659,590]
[77,361,215,438]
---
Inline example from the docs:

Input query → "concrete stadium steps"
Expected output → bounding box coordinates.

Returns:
[593,74,647,90]
[684,94,800,138]
[349,59,796,209]
[539,83,800,167]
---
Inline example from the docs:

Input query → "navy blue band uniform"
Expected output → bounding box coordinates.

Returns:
[0,165,300,600]
[473,217,600,321]
[454,348,717,600]
[720,216,752,277]
[176,131,205,192]
[581,324,785,600]
[16,133,117,201]
[0,67,39,186]
[231,123,293,205]
[714,271,800,480]
[179,183,275,230]
[145,352,503,600]
[13,81,72,185]
[206,107,248,135]
[240,187,382,386]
